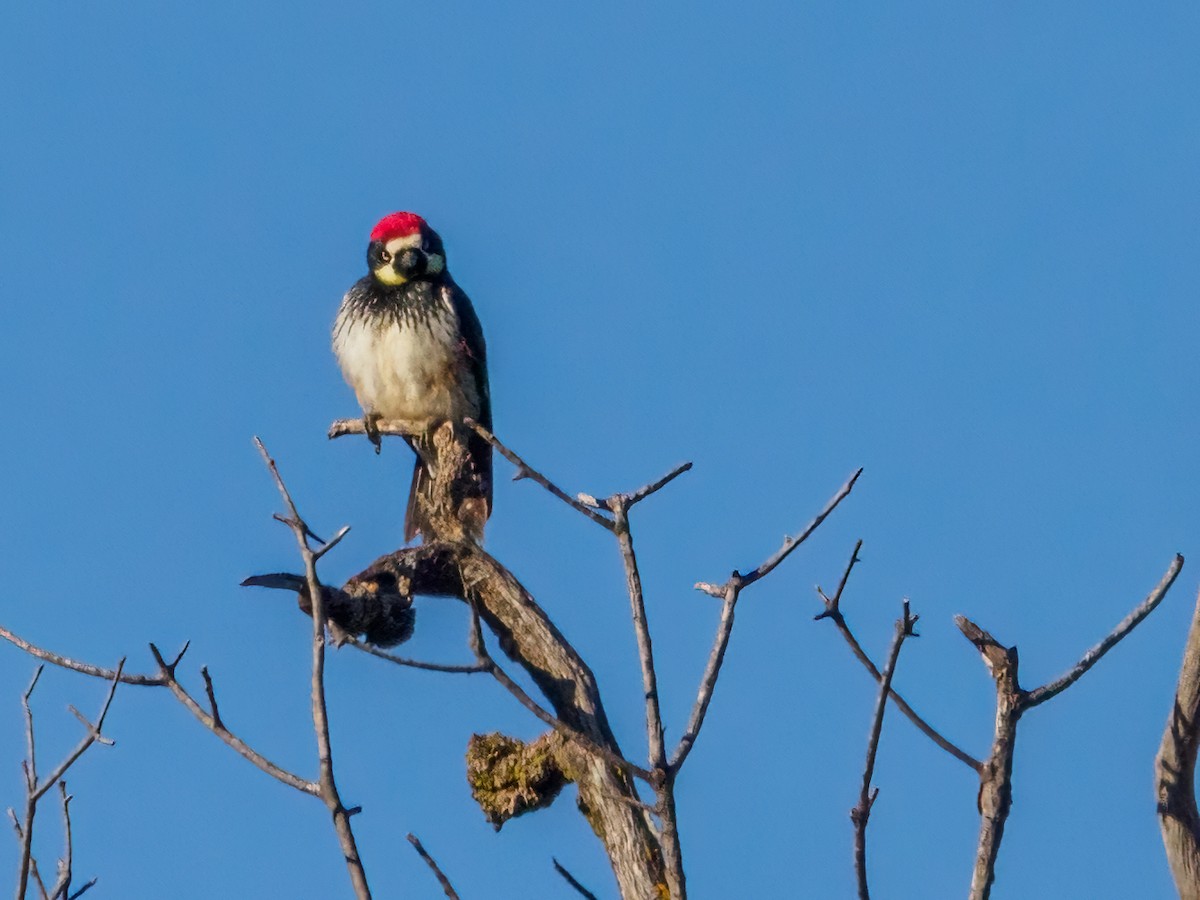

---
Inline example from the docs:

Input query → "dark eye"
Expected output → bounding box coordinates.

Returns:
[380,249,392,264]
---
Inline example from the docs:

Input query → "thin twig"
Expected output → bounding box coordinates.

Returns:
[0,613,358,803]
[146,643,318,795]
[0,627,163,686]
[15,665,122,900]
[28,859,49,900]
[624,461,693,507]
[49,782,76,900]
[852,601,918,900]
[313,524,352,561]
[406,834,460,899]
[815,541,982,771]
[814,539,864,620]
[200,667,223,730]
[611,498,667,775]
[346,638,489,675]
[579,461,694,511]
[254,436,372,900]
[32,663,123,805]
[672,580,739,772]
[463,419,616,530]
[553,858,600,900]
[719,467,862,595]
[1025,553,1184,708]
[16,667,40,900]
[675,468,862,770]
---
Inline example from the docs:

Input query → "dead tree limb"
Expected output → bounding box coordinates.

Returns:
[958,553,1183,900]
[852,601,918,900]
[323,419,861,897]
[254,437,371,900]
[12,664,120,900]
[340,536,665,896]
[1157,586,1200,899]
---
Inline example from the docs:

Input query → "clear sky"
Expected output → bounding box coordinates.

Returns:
[2,2,1198,898]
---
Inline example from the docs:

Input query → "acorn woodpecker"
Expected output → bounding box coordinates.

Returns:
[332,212,492,542]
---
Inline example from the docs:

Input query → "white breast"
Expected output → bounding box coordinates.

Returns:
[333,312,478,422]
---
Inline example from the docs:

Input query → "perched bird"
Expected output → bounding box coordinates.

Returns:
[333,212,492,542]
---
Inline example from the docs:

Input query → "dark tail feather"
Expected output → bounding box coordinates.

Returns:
[467,427,493,525]
[403,435,431,543]
[404,454,430,543]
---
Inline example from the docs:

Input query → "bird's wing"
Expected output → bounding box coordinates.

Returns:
[442,281,491,430]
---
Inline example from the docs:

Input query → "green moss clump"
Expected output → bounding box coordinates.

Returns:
[466,731,570,829]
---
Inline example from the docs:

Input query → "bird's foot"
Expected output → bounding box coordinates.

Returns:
[364,414,383,455]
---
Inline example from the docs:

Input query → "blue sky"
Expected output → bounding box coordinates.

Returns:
[2,2,1198,897]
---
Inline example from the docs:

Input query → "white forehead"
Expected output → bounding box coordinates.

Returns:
[384,233,423,254]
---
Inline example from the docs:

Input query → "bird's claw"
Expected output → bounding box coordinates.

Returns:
[364,414,383,455]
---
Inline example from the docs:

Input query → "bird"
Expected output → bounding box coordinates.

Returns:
[332,211,492,542]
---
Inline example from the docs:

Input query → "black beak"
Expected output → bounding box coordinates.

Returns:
[394,248,427,277]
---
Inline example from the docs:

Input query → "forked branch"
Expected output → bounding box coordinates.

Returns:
[13,664,120,900]
[674,468,863,771]
[254,437,371,900]
[958,554,1183,900]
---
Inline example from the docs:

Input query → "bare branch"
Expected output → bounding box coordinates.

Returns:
[954,555,1186,899]
[146,643,319,796]
[29,859,49,900]
[200,667,223,730]
[15,665,121,900]
[675,469,861,770]
[814,539,863,620]
[253,437,371,900]
[313,524,352,561]
[345,541,665,891]
[0,627,163,686]
[49,782,81,900]
[956,616,1020,900]
[610,497,667,775]
[327,416,430,441]
[463,419,616,530]
[346,639,489,675]
[738,467,862,591]
[32,662,123,804]
[16,668,42,900]
[553,858,600,900]
[1,619,326,807]
[625,461,692,506]
[405,834,460,899]
[815,542,981,772]
[672,580,739,772]
[1025,553,1184,708]
[852,602,918,900]
[608,492,685,898]
[580,461,694,511]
